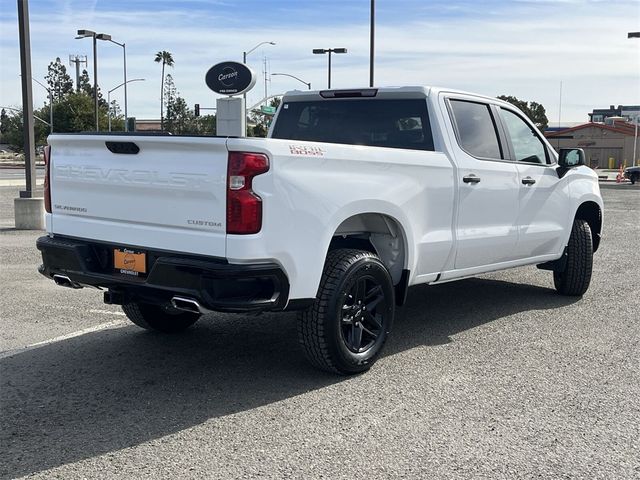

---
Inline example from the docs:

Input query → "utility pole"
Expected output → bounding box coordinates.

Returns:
[263,57,269,106]
[69,54,87,92]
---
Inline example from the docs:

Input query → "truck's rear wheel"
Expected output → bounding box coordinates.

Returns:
[298,249,395,375]
[553,219,593,296]
[122,301,200,333]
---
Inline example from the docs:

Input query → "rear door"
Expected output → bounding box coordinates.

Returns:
[445,97,520,270]
[48,135,229,258]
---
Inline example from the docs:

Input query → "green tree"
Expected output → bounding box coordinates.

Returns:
[166,97,194,134]
[45,57,74,101]
[248,96,281,137]
[0,108,8,138]
[77,69,107,108]
[154,50,174,131]
[497,95,549,130]
[1,110,24,150]
[78,69,92,96]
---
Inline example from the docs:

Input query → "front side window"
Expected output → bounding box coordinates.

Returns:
[500,108,548,164]
[449,99,502,159]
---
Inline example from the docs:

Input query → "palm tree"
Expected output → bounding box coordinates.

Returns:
[154,51,174,131]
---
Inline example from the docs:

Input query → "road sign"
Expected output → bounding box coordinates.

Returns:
[261,105,277,115]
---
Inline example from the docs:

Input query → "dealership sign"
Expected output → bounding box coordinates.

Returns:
[205,61,256,95]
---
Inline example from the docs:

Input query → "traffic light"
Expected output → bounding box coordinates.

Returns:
[194,104,200,117]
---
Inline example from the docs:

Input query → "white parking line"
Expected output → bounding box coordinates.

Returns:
[89,309,126,316]
[0,319,127,360]
[0,179,45,187]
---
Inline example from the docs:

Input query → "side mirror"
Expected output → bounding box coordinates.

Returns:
[558,148,586,168]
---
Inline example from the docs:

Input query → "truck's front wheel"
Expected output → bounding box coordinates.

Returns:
[122,301,200,333]
[553,219,593,296]
[298,249,395,374]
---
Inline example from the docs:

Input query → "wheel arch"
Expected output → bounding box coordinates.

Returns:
[574,200,602,252]
[328,212,411,305]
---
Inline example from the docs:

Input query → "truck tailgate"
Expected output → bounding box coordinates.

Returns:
[47,135,228,258]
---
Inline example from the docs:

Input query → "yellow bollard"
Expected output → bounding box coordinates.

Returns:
[608,157,615,169]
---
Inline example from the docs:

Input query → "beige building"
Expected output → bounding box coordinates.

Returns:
[133,119,162,132]
[545,122,638,169]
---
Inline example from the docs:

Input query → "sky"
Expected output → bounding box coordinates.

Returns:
[0,0,639,123]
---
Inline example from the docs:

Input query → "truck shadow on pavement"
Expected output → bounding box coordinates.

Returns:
[0,277,578,478]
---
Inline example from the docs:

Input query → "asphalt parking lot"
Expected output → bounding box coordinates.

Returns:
[1,184,638,479]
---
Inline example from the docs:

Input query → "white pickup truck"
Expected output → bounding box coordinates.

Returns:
[37,86,603,374]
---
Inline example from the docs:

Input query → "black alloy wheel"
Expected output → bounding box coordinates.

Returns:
[340,277,387,354]
[298,249,395,374]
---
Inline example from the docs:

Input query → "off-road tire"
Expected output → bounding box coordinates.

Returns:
[122,301,200,333]
[298,249,395,375]
[553,219,593,296]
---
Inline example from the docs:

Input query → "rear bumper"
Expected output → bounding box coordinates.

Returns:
[37,235,309,313]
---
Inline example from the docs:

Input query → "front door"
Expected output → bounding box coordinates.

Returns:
[498,107,569,259]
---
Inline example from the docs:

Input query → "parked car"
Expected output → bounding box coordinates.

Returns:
[37,86,603,374]
[624,166,640,184]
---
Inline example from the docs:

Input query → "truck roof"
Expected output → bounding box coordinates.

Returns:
[281,86,510,108]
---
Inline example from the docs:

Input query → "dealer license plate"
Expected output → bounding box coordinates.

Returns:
[114,248,147,277]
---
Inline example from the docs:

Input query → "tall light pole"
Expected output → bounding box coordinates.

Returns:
[272,73,311,90]
[370,0,375,87]
[629,32,639,165]
[17,0,36,200]
[76,29,98,131]
[632,115,638,168]
[96,34,129,131]
[242,41,275,131]
[107,78,144,131]
[312,48,347,89]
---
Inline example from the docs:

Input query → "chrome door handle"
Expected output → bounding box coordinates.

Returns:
[463,174,481,184]
[521,176,536,185]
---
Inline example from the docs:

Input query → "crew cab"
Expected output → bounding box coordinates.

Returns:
[37,86,603,374]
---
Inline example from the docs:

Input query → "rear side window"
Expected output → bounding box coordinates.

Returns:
[271,99,434,151]
[449,100,502,159]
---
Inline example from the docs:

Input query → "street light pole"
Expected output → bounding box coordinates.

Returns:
[271,73,311,90]
[97,34,128,131]
[633,115,638,168]
[107,78,144,132]
[370,0,375,87]
[629,33,639,165]
[76,29,99,131]
[242,41,275,134]
[17,0,36,199]
[312,48,347,89]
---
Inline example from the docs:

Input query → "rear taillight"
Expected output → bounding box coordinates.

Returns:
[226,152,269,234]
[43,145,51,213]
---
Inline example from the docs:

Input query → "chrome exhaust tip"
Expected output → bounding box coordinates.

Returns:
[53,274,83,289]
[171,296,204,314]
